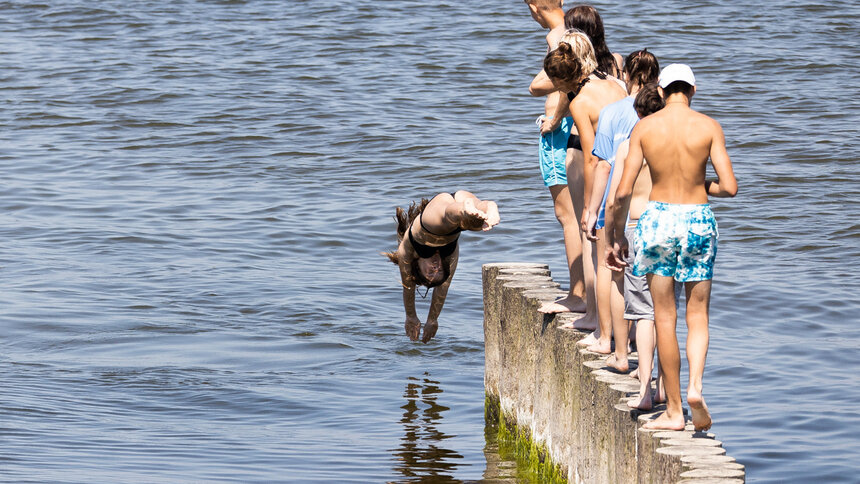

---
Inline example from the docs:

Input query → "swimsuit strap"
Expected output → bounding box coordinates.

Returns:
[419,209,462,237]
[567,70,608,101]
[408,223,459,259]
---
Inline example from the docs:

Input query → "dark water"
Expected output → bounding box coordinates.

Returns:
[1,1,858,482]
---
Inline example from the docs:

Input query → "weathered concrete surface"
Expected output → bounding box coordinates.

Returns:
[483,263,744,484]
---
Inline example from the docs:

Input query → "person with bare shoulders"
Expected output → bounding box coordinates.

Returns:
[584,50,661,378]
[525,0,590,317]
[383,191,500,343]
[606,64,738,431]
[543,30,627,352]
[603,82,681,410]
[536,5,623,325]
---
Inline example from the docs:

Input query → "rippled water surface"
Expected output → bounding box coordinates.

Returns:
[1,1,858,482]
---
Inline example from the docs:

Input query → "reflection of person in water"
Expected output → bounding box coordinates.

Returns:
[383,191,500,343]
[390,376,463,480]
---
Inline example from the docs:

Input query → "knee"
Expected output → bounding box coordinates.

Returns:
[553,205,575,227]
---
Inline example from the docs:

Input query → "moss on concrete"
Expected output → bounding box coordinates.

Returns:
[486,394,567,484]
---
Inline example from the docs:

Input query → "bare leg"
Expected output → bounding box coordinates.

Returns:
[685,279,713,431]
[562,148,598,327]
[628,318,655,410]
[587,228,612,354]
[539,184,589,315]
[642,274,685,430]
[606,268,628,371]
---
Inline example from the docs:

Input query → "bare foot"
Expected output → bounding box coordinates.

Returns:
[421,320,438,343]
[587,339,611,354]
[482,201,500,230]
[627,390,653,410]
[605,354,629,373]
[642,411,685,430]
[539,295,587,314]
[687,391,712,431]
[629,368,639,380]
[405,318,420,341]
[576,332,598,346]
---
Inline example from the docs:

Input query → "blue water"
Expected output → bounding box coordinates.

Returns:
[0,1,858,482]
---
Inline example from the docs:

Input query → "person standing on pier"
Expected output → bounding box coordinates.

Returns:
[383,191,500,343]
[606,64,737,431]
[524,0,591,318]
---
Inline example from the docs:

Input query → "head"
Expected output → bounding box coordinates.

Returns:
[633,83,664,119]
[564,5,617,76]
[382,197,452,289]
[411,252,451,288]
[658,63,696,101]
[564,5,605,48]
[543,30,597,92]
[525,0,563,26]
[623,49,659,93]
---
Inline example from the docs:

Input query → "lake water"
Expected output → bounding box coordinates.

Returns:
[1,1,858,482]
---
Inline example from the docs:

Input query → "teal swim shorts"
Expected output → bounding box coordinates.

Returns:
[538,116,572,187]
[633,201,719,282]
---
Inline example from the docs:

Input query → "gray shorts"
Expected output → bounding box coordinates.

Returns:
[623,224,681,321]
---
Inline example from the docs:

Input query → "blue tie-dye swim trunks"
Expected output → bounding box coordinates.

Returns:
[633,201,719,282]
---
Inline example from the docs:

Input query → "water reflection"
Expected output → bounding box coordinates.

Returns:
[391,375,464,482]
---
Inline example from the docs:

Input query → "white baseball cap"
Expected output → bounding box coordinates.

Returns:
[658,63,696,88]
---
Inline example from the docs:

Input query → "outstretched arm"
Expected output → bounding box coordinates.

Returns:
[422,252,459,343]
[707,123,738,198]
[398,254,421,341]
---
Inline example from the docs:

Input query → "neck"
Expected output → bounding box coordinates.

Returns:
[664,93,690,106]
[544,9,565,29]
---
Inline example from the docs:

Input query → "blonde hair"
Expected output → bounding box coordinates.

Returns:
[544,29,598,86]
[525,0,563,10]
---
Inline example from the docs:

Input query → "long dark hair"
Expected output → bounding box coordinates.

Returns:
[382,198,452,288]
[624,49,659,91]
[564,5,619,77]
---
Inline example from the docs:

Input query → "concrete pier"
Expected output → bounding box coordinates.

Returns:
[483,263,745,484]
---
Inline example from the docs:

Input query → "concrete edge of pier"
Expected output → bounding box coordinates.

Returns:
[483,262,745,484]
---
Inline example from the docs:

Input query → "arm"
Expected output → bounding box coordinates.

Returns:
[706,122,738,197]
[606,127,645,271]
[398,256,422,341]
[540,92,571,134]
[583,159,612,240]
[422,252,459,343]
[572,99,598,210]
[530,70,558,97]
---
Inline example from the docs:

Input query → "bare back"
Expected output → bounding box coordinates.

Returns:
[636,104,722,205]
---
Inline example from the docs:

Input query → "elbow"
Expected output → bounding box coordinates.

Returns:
[726,180,738,197]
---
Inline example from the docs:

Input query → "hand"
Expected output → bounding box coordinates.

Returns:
[583,212,598,241]
[421,319,438,343]
[405,315,421,341]
[605,237,629,272]
[540,117,558,135]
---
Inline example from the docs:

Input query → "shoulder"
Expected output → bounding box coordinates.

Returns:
[692,110,723,133]
[547,26,565,48]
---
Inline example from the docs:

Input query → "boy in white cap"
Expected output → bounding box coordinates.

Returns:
[606,64,738,431]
